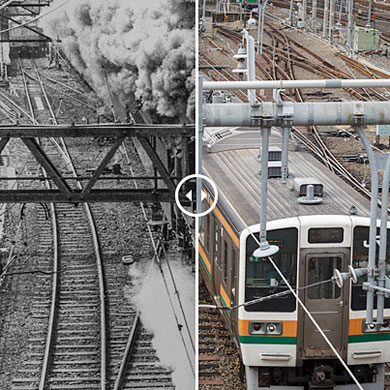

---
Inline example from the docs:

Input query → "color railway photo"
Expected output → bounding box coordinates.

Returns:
[199,1,390,390]
[0,1,195,390]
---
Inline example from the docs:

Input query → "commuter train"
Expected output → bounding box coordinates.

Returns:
[199,126,390,389]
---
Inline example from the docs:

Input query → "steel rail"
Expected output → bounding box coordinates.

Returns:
[37,166,58,390]
[201,27,387,208]
[212,25,387,186]
[0,89,34,121]
[23,70,97,110]
[20,58,108,390]
[112,312,140,390]
[19,59,37,124]
[18,57,61,390]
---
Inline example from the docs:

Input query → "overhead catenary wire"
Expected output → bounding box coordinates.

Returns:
[0,0,72,35]
[160,244,195,352]
[199,278,334,310]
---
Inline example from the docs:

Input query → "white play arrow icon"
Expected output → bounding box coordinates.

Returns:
[186,189,207,202]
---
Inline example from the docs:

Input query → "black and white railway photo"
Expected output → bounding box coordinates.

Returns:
[0,1,195,389]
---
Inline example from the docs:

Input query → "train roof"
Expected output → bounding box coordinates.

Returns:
[203,127,372,231]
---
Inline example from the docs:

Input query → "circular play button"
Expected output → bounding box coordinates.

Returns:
[175,174,218,218]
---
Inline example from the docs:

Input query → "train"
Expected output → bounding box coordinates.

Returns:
[199,126,390,389]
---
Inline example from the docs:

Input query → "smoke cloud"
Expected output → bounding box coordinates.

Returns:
[40,0,195,122]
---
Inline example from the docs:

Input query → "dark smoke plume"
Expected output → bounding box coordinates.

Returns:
[40,0,195,122]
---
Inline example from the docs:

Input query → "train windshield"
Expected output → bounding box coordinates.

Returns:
[352,226,390,311]
[245,228,298,312]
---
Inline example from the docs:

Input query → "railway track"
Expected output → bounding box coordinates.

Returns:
[269,0,390,34]
[208,23,390,201]
[198,283,243,390]
[1,57,177,389]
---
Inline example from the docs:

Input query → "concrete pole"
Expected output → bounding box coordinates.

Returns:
[323,0,330,38]
[346,0,354,56]
[329,0,336,43]
[366,0,372,28]
[302,0,307,28]
[312,0,317,32]
[289,0,294,25]
[257,0,268,55]
[337,0,344,27]
[354,126,379,325]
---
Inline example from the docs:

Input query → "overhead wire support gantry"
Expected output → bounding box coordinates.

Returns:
[0,123,195,203]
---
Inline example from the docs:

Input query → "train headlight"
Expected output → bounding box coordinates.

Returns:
[267,323,277,333]
[249,321,283,335]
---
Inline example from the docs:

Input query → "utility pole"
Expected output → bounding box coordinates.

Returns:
[302,0,307,29]
[323,0,330,39]
[289,0,294,26]
[329,0,336,43]
[336,0,344,29]
[366,0,373,27]
[346,0,354,56]
[312,0,317,33]
[257,0,268,54]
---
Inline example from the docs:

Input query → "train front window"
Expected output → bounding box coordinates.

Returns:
[307,257,341,300]
[352,226,390,310]
[245,228,298,312]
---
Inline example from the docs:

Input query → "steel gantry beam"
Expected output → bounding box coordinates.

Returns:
[0,123,194,203]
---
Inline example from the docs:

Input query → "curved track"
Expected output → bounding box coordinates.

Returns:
[4,58,176,390]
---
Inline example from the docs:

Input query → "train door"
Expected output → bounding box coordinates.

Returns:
[221,235,237,331]
[300,250,349,359]
[230,247,239,333]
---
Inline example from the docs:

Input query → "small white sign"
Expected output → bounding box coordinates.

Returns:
[377,125,390,136]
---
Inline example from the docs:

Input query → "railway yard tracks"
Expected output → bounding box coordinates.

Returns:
[201,20,390,202]
[0,57,176,389]
[198,283,243,390]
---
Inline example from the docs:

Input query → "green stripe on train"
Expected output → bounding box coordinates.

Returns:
[220,294,231,317]
[239,336,297,344]
[199,253,211,279]
[349,333,390,343]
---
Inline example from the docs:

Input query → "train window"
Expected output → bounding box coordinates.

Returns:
[223,240,228,285]
[205,214,210,253]
[231,249,236,296]
[214,219,220,265]
[245,228,298,312]
[352,226,390,310]
[308,228,344,244]
[199,218,205,246]
[307,257,341,299]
